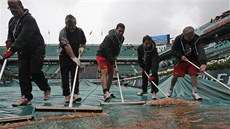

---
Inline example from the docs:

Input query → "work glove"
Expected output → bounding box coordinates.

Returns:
[148,76,155,82]
[3,49,15,59]
[5,41,11,49]
[71,57,81,66]
[113,67,119,73]
[142,68,146,72]
[78,47,84,55]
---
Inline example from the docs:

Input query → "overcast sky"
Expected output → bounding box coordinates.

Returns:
[0,0,229,46]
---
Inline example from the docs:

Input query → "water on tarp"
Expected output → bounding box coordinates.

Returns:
[0,75,229,129]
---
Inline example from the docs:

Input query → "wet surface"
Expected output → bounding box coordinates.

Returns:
[0,76,229,129]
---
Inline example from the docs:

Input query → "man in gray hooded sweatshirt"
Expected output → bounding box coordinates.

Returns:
[96,23,125,101]
[166,26,207,100]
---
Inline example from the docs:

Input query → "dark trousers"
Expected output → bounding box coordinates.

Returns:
[60,61,79,96]
[142,69,159,93]
[18,52,50,101]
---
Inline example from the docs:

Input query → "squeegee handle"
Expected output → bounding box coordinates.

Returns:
[144,71,168,98]
[115,61,124,103]
[186,60,230,90]
[0,59,7,81]
[69,54,81,107]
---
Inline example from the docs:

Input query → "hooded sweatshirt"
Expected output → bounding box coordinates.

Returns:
[171,34,207,65]
[96,29,125,66]
[137,41,159,73]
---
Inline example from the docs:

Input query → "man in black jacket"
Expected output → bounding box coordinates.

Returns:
[166,26,207,100]
[59,14,86,103]
[3,0,51,106]
[96,23,125,101]
[137,35,159,99]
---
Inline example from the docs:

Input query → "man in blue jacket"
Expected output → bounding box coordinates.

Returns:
[96,23,125,101]
[3,0,51,106]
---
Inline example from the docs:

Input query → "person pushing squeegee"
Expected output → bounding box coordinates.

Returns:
[101,61,146,105]
[35,55,102,112]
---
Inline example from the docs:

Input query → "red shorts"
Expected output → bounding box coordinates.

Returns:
[96,55,114,75]
[173,61,199,77]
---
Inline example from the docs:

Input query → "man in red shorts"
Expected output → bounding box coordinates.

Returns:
[166,26,207,100]
[96,23,125,101]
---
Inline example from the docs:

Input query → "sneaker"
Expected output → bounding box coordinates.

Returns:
[104,91,112,102]
[110,93,116,98]
[151,92,157,100]
[136,90,147,96]
[73,94,82,102]
[192,93,202,100]
[166,89,173,97]
[104,91,111,99]
[44,90,51,101]
[12,96,32,107]
[64,96,70,103]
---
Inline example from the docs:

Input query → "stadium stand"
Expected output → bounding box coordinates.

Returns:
[0,10,229,82]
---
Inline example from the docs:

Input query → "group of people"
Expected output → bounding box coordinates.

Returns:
[3,0,207,106]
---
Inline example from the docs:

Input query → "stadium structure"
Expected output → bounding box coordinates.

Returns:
[0,11,229,82]
[0,10,229,128]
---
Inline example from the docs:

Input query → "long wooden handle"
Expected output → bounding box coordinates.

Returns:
[115,61,124,103]
[144,71,168,98]
[69,55,81,107]
[0,59,7,81]
[186,60,230,90]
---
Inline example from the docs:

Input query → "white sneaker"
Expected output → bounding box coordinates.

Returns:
[166,90,173,97]
[104,91,112,102]
[136,91,147,96]
[104,91,111,99]
[73,94,82,102]
[192,93,202,100]
[151,92,157,100]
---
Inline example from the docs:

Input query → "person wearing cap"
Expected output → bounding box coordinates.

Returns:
[3,0,51,106]
[136,35,159,99]
[96,23,125,101]
[59,14,86,103]
[166,26,207,100]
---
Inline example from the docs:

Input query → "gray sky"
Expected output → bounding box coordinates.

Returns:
[0,0,229,46]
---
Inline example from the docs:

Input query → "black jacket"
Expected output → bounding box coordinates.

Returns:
[59,27,86,62]
[7,9,45,55]
[171,34,207,65]
[137,41,159,73]
[96,29,125,66]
